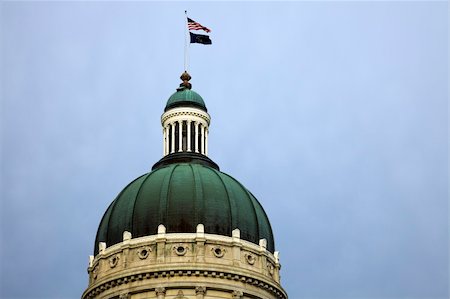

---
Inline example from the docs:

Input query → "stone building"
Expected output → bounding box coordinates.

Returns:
[82,73,288,299]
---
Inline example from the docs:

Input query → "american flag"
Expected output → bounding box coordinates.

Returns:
[187,17,211,33]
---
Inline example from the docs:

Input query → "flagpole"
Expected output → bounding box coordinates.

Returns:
[184,10,189,72]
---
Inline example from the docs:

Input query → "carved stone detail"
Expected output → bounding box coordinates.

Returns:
[245,253,256,265]
[137,246,152,259]
[211,246,225,258]
[92,265,98,280]
[83,233,287,299]
[119,293,130,299]
[195,286,206,295]
[155,287,166,296]
[232,290,244,299]
[175,290,187,298]
[162,111,210,123]
[173,244,188,256]
[267,262,275,276]
[109,255,119,268]
[83,268,286,299]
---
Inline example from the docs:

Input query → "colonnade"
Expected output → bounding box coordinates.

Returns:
[163,120,208,156]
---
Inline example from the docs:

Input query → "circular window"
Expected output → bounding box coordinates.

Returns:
[137,246,151,259]
[174,245,187,256]
[245,253,256,265]
[212,246,225,258]
[109,255,119,268]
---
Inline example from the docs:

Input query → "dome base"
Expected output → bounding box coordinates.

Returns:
[152,152,219,171]
[83,226,286,299]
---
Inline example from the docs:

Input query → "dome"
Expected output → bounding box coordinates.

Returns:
[94,160,275,255]
[165,88,207,112]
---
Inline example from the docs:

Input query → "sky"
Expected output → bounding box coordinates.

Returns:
[0,1,448,299]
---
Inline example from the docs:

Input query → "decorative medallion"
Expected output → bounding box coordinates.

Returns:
[245,253,256,265]
[267,262,275,276]
[109,255,120,268]
[211,246,225,258]
[137,246,152,260]
[173,244,188,256]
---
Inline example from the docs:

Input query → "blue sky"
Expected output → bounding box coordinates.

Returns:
[1,1,448,299]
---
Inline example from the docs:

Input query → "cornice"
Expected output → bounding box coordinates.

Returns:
[161,108,210,125]
[82,268,287,299]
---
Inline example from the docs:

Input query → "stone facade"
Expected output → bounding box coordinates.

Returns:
[82,224,287,299]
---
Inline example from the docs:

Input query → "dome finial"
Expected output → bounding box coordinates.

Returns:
[177,71,192,91]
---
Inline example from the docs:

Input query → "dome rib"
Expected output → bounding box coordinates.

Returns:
[95,174,146,254]
[169,165,179,224]
[96,199,117,253]
[242,187,260,244]
[199,166,231,236]
[247,190,275,252]
[191,163,205,227]
[104,194,123,245]
[106,177,140,244]
[222,172,260,244]
[130,171,154,235]
[188,164,198,228]
[209,168,234,234]
[159,164,177,227]
[110,175,148,246]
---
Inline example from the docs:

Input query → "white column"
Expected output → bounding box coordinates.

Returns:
[187,120,192,152]
[178,121,183,152]
[170,123,175,154]
[205,128,208,156]
[201,125,205,155]
[167,126,170,155]
[163,127,166,156]
[194,122,199,153]
[165,126,169,155]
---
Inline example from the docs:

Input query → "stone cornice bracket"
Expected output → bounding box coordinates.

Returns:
[155,287,166,299]
[195,286,207,299]
[118,293,130,299]
[195,286,206,295]
[175,290,186,298]
[232,290,244,299]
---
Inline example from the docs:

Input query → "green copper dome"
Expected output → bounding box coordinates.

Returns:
[94,160,274,255]
[165,88,207,112]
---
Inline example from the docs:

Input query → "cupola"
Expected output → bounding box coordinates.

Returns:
[161,72,210,156]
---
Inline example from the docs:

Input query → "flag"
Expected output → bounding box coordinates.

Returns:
[190,32,212,45]
[187,17,211,33]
